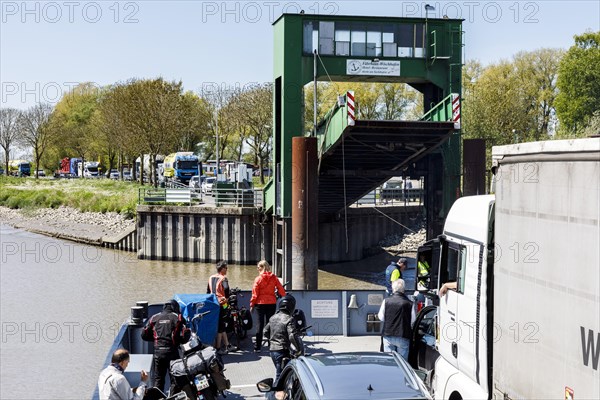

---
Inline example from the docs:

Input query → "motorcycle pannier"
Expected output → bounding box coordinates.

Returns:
[170,346,223,377]
[239,307,253,330]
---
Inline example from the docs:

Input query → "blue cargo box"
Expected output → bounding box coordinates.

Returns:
[174,294,220,346]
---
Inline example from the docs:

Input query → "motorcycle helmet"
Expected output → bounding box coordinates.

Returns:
[278,294,296,314]
[166,299,180,314]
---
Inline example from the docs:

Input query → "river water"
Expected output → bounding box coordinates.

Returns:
[0,224,403,399]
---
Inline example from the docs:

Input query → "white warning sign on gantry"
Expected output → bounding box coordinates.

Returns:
[311,299,339,318]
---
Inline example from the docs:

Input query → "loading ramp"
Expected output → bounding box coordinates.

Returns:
[318,119,456,215]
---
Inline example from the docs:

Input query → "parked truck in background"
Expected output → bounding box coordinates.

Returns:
[135,154,164,182]
[57,157,72,177]
[78,161,100,178]
[416,138,599,399]
[163,152,200,184]
[69,158,82,177]
[8,160,31,177]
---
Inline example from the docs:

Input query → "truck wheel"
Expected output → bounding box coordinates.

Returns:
[449,392,462,400]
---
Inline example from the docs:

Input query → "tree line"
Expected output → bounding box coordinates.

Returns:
[0,79,274,184]
[1,31,598,181]
[462,31,600,150]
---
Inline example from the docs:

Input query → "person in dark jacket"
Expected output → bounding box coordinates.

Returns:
[384,258,407,296]
[377,279,413,360]
[141,299,187,393]
[263,294,301,384]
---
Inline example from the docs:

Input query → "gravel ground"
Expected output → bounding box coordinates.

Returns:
[0,206,135,243]
[379,228,427,253]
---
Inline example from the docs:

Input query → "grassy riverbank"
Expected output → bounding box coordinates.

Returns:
[0,176,141,218]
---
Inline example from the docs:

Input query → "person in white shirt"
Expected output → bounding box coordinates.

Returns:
[98,348,148,400]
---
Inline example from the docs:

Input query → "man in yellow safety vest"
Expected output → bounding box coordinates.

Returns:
[417,254,431,290]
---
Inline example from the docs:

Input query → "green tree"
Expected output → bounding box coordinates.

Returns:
[109,78,189,185]
[462,60,531,146]
[49,83,100,175]
[96,83,143,178]
[229,83,273,183]
[94,85,127,175]
[202,85,241,166]
[304,81,421,135]
[304,82,336,136]
[0,107,21,174]
[380,83,418,120]
[18,103,54,179]
[462,49,562,160]
[176,91,212,153]
[350,83,381,119]
[513,48,563,140]
[555,31,600,134]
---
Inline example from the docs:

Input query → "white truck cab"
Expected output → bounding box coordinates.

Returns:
[430,139,600,400]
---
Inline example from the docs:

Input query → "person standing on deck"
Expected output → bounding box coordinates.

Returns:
[141,299,187,393]
[250,260,286,352]
[263,295,302,384]
[377,279,413,360]
[384,258,407,296]
[207,260,234,354]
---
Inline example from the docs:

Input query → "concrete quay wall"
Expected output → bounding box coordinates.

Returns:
[136,205,421,264]
[318,206,421,262]
[137,205,271,263]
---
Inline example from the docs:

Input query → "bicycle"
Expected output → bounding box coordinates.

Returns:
[226,287,251,350]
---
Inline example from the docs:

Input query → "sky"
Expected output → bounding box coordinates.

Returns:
[1,0,599,109]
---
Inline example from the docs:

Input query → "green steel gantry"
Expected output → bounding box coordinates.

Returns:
[265,13,463,277]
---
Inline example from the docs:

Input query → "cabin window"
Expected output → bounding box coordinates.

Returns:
[303,21,317,53]
[334,22,351,56]
[319,21,335,55]
[441,241,466,294]
[302,20,427,58]
[350,26,367,56]
[457,247,467,293]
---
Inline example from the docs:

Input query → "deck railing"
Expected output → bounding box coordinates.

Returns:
[354,187,424,207]
[213,187,263,208]
[138,187,263,208]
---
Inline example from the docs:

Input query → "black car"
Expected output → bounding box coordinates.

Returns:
[257,352,431,400]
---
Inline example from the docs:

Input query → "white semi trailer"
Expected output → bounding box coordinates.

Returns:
[426,138,599,399]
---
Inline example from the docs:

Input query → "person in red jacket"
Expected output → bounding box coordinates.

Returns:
[250,260,286,352]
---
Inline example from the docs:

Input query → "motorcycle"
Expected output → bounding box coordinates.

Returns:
[168,310,231,400]
[256,307,312,400]
[265,302,312,366]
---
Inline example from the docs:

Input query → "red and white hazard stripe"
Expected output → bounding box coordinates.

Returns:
[347,91,355,126]
[452,93,461,129]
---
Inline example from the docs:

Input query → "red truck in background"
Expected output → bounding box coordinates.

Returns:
[57,157,76,178]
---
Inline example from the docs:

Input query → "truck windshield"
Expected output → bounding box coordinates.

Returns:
[88,167,98,172]
[177,161,198,170]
